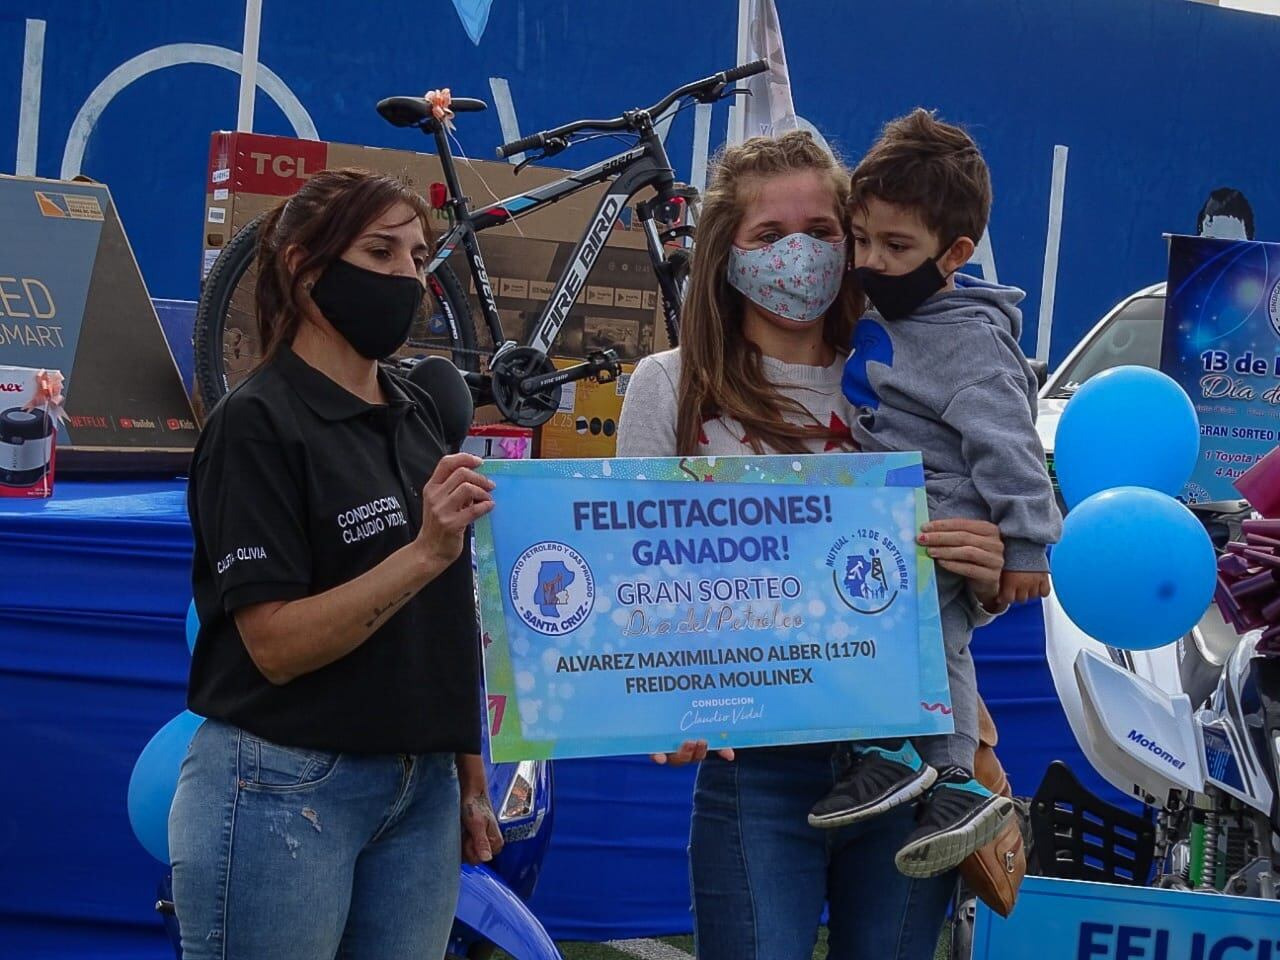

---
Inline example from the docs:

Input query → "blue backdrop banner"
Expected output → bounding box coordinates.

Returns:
[6,0,1280,367]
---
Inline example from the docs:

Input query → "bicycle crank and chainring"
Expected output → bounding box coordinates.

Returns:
[489,346,562,428]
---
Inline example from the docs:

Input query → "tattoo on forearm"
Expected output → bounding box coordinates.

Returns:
[463,794,494,820]
[365,591,413,629]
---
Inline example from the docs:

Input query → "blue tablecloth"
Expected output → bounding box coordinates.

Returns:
[0,481,1109,956]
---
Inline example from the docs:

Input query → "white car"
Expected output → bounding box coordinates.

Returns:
[1036,282,1167,481]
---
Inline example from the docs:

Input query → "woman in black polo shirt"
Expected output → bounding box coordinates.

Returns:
[169,169,501,959]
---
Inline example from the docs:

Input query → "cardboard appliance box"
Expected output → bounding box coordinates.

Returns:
[535,357,636,459]
[0,366,63,497]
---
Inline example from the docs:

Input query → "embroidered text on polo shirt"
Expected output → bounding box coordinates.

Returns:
[336,495,409,545]
[215,546,270,575]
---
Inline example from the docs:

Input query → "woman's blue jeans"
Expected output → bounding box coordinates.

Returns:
[690,744,955,960]
[168,719,461,959]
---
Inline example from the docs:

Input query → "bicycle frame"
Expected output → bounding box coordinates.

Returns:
[421,123,679,358]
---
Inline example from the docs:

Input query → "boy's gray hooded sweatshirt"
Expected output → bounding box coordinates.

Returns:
[842,275,1061,571]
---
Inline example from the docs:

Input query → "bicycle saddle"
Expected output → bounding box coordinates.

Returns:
[376,96,488,127]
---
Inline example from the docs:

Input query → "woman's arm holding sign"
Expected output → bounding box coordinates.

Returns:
[235,453,494,685]
[919,518,1007,614]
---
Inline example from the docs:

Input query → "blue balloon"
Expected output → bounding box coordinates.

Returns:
[1051,487,1216,650]
[127,710,203,863]
[185,600,199,654]
[1054,366,1199,509]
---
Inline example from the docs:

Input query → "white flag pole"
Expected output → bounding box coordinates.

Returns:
[1036,145,1070,363]
[237,0,263,132]
[728,0,751,145]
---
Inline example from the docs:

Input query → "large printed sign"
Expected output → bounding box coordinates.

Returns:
[973,876,1280,960]
[473,453,952,761]
[1161,234,1280,502]
[0,176,198,460]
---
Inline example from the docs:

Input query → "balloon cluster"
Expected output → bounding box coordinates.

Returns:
[1213,446,1280,656]
[126,600,204,863]
[1050,367,1217,651]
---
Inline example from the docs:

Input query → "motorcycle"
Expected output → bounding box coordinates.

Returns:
[1041,498,1279,898]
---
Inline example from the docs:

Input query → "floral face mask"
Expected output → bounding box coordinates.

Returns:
[726,233,847,323]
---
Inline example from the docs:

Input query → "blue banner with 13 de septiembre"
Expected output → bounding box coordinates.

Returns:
[1161,234,1280,502]
[473,453,952,761]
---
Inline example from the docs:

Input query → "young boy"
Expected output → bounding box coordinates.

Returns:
[808,109,1061,879]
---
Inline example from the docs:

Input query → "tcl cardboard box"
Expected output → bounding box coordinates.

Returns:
[535,357,636,459]
[202,132,668,409]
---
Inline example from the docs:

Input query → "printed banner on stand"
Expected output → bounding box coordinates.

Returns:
[1161,234,1280,502]
[0,175,198,461]
[473,453,952,761]
[973,876,1280,959]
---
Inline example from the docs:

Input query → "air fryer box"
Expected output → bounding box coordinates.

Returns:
[0,366,63,498]
[202,132,669,413]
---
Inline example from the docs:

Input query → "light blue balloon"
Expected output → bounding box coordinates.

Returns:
[1051,487,1216,650]
[185,600,199,654]
[1054,366,1199,509]
[127,710,204,863]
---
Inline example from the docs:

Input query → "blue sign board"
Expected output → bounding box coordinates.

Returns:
[473,453,953,760]
[974,876,1280,960]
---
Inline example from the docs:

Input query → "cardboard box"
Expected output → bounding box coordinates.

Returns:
[0,175,199,470]
[202,132,668,405]
[0,366,63,497]
[535,357,635,459]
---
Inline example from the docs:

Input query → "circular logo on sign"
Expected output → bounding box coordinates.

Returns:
[1269,276,1280,338]
[509,541,596,636]
[827,531,909,615]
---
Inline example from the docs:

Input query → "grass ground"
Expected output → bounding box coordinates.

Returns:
[497,921,958,959]
[495,929,828,959]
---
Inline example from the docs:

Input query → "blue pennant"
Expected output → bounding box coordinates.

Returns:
[451,0,495,45]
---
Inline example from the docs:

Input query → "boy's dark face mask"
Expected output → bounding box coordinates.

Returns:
[854,242,957,321]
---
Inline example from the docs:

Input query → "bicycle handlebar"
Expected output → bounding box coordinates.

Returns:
[722,60,770,83]
[497,131,549,158]
[496,60,768,159]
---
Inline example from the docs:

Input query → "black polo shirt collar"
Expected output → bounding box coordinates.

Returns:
[274,344,416,422]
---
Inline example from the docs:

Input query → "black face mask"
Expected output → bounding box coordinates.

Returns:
[309,258,425,360]
[855,255,948,321]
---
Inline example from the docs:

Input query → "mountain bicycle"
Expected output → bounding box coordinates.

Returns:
[193,60,767,425]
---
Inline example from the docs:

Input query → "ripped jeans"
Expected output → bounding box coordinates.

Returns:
[168,718,460,960]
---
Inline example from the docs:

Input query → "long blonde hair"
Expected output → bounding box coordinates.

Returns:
[676,131,862,455]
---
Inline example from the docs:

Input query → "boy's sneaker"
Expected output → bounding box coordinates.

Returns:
[893,766,1015,878]
[807,741,937,829]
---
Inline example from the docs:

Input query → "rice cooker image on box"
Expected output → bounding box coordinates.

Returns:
[0,406,54,487]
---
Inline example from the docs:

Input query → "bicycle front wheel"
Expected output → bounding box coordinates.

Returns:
[193,214,478,414]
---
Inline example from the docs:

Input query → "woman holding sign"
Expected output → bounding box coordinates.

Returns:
[617,132,1007,959]
[170,170,501,959]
